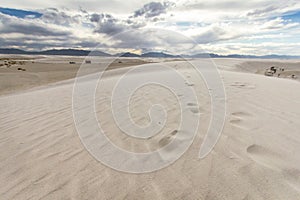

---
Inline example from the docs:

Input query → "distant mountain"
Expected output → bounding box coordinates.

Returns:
[0,48,299,59]
[189,53,222,58]
[117,52,141,57]
[190,53,300,59]
[259,54,300,59]
[87,50,111,57]
[141,52,177,58]
[115,51,178,58]
[42,49,90,56]
[0,48,27,55]
[0,48,110,57]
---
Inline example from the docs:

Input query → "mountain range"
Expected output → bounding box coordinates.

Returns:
[0,48,299,59]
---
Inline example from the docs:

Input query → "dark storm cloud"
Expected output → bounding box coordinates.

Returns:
[133,1,174,18]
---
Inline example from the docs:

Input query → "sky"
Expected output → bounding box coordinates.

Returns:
[0,0,300,55]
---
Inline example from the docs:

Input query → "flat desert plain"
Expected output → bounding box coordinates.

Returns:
[0,55,300,199]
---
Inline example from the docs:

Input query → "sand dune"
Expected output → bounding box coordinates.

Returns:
[214,58,300,81]
[0,57,300,199]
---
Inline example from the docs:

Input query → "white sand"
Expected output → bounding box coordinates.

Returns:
[0,57,300,199]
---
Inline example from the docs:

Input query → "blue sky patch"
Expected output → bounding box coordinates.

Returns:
[282,11,300,22]
[176,22,193,26]
[0,7,42,18]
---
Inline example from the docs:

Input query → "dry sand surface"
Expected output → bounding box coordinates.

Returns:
[0,56,300,199]
[0,55,153,95]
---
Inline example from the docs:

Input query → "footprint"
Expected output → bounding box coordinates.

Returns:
[246,144,283,170]
[187,102,197,106]
[229,111,253,130]
[158,135,172,147]
[229,118,242,124]
[231,82,246,87]
[170,130,178,135]
[247,144,265,154]
[230,82,256,89]
[185,82,194,87]
[186,102,201,114]
[229,118,247,130]
[158,130,178,147]
[232,111,252,117]
[189,107,200,114]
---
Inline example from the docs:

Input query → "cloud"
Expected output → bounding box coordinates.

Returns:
[180,0,269,11]
[90,13,113,23]
[95,20,125,35]
[106,28,197,55]
[133,1,174,18]
[0,1,300,55]
[92,12,146,35]
[0,0,160,14]
[0,13,71,36]
[0,34,77,50]
[191,25,246,44]
[261,17,299,30]
[247,6,279,17]
[40,8,82,26]
[202,41,300,56]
